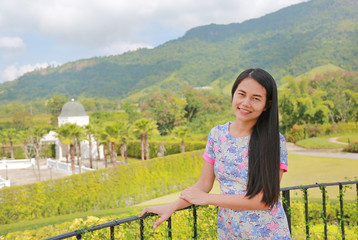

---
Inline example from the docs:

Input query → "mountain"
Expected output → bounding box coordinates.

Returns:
[0,0,357,103]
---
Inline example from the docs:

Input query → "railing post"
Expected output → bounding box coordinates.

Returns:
[339,184,345,240]
[303,188,309,239]
[167,216,172,239]
[282,190,291,235]
[320,185,327,240]
[140,218,144,240]
[110,226,114,240]
[192,205,197,239]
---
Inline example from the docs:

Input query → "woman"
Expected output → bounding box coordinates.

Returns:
[141,68,291,239]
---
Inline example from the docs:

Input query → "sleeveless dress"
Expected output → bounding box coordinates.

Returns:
[203,122,291,239]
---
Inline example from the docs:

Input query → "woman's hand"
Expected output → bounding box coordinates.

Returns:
[140,204,175,229]
[179,186,209,205]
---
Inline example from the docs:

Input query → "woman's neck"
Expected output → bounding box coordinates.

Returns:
[229,120,256,138]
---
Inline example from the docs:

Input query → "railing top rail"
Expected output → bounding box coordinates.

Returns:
[280,180,358,191]
[44,206,193,240]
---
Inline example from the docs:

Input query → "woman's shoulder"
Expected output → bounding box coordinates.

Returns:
[210,122,230,133]
[208,122,230,138]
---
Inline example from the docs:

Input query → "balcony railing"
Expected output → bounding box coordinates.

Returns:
[45,180,358,240]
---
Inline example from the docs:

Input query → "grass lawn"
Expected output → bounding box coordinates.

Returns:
[136,153,358,206]
[296,137,344,149]
[337,134,358,143]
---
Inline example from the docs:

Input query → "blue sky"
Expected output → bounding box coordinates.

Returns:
[0,0,308,83]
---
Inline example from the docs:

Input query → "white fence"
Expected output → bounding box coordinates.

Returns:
[47,159,94,174]
[0,158,35,170]
[0,177,10,189]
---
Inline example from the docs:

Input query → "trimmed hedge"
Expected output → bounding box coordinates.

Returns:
[0,150,205,224]
[126,140,206,159]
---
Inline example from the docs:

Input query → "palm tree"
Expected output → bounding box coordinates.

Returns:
[133,119,159,160]
[56,123,82,174]
[2,128,17,159]
[118,121,131,164]
[104,124,120,167]
[84,124,94,168]
[90,121,104,168]
[172,126,188,153]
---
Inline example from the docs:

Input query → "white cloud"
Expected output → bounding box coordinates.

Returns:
[1,62,61,82]
[0,37,26,49]
[0,0,309,53]
[100,41,153,55]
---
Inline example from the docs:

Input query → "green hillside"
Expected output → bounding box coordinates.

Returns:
[0,0,357,103]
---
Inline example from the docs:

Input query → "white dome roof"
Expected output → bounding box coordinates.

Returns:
[59,100,88,117]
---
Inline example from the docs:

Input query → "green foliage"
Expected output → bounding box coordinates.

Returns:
[287,125,305,143]
[343,141,358,153]
[0,150,205,224]
[142,91,187,135]
[45,95,68,125]
[126,140,206,159]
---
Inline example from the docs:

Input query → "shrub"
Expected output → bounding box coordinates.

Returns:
[126,140,206,158]
[343,141,358,153]
[287,125,305,143]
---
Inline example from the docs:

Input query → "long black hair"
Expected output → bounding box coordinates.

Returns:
[231,68,280,207]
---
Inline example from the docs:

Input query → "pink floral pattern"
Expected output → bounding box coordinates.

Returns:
[203,122,291,239]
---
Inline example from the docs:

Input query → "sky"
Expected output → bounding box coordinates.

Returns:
[0,0,309,83]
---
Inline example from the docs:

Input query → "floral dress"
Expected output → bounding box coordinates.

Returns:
[203,122,291,239]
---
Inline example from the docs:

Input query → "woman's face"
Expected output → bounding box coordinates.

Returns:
[232,77,267,124]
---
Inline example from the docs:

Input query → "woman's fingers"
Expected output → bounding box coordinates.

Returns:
[153,215,168,229]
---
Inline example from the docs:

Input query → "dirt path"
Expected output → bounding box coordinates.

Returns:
[286,142,357,159]
[326,137,348,145]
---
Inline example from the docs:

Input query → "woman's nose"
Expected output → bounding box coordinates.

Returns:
[242,97,251,106]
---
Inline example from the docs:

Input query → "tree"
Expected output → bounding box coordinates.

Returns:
[45,94,68,125]
[172,126,188,153]
[181,85,210,122]
[2,128,17,159]
[117,121,131,164]
[104,123,121,167]
[12,111,33,130]
[56,123,82,174]
[142,91,186,135]
[278,75,333,133]
[28,126,48,180]
[18,130,30,159]
[84,124,94,168]
[133,119,159,160]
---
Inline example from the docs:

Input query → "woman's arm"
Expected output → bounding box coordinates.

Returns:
[179,169,285,211]
[140,161,215,228]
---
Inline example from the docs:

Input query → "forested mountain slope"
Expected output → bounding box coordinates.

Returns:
[0,0,357,102]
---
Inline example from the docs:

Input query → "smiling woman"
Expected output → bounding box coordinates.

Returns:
[141,68,291,239]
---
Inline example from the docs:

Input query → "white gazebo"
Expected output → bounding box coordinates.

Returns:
[55,99,103,160]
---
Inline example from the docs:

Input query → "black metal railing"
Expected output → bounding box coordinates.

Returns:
[46,180,358,240]
[281,180,358,240]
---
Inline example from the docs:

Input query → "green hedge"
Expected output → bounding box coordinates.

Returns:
[126,140,206,159]
[0,150,205,224]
